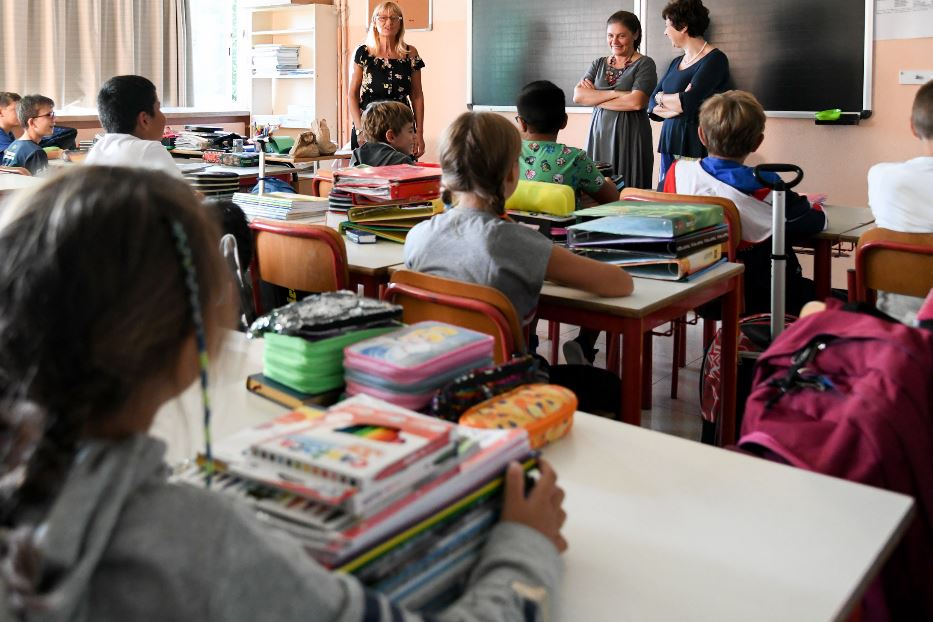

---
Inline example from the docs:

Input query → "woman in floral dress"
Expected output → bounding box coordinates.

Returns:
[348,1,426,157]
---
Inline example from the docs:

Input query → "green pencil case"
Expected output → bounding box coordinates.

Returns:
[263,326,398,394]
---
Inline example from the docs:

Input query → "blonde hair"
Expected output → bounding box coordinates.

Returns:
[439,112,522,216]
[699,90,766,159]
[362,100,414,143]
[365,2,409,58]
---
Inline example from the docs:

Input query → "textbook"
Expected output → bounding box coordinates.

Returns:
[347,201,441,223]
[233,192,329,220]
[246,372,343,409]
[567,223,729,257]
[249,396,456,487]
[579,244,723,280]
[339,221,409,244]
[334,164,442,201]
[573,201,724,237]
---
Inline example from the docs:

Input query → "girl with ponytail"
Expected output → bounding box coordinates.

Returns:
[405,111,634,324]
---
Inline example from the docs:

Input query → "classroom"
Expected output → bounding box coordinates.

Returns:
[0,0,931,620]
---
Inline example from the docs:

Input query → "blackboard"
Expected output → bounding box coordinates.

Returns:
[470,0,637,108]
[644,0,871,116]
[470,0,872,116]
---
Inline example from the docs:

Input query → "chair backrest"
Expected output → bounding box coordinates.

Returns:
[248,220,349,313]
[620,187,742,261]
[0,166,31,176]
[311,170,334,197]
[383,270,524,363]
[504,179,576,217]
[855,227,933,302]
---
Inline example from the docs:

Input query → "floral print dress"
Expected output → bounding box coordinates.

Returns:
[353,44,425,146]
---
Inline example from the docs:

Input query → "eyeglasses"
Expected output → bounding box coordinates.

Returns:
[33,111,56,119]
[514,115,523,124]
[374,15,401,23]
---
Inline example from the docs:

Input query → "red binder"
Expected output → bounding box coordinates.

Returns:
[334,164,442,201]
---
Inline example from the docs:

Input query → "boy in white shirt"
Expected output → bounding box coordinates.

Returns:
[85,75,182,178]
[867,79,933,323]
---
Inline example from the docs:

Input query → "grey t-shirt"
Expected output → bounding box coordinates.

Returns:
[403,207,554,321]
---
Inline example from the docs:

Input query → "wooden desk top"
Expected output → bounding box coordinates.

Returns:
[539,262,745,318]
[151,335,913,622]
[172,148,351,165]
[343,240,405,275]
[839,222,877,244]
[0,174,40,193]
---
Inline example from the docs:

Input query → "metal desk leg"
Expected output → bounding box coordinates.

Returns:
[813,239,833,300]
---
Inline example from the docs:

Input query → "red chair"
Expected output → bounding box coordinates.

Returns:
[852,227,933,305]
[249,220,349,314]
[383,270,524,364]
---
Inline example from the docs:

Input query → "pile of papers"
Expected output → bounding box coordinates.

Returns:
[176,394,531,610]
[233,191,329,221]
[568,201,728,280]
[330,165,443,243]
[253,44,301,77]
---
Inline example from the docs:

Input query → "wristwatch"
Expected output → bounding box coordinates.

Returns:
[655,92,664,106]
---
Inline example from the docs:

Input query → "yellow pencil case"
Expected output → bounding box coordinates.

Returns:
[504,180,576,217]
[458,384,577,449]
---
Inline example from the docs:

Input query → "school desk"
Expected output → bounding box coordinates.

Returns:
[151,334,913,622]
[171,148,351,172]
[343,239,405,297]
[535,262,745,444]
[799,206,876,300]
[0,172,40,198]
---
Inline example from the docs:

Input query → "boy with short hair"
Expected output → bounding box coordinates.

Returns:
[1,94,55,175]
[516,80,619,206]
[664,89,827,314]
[85,75,182,178]
[866,79,933,323]
[349,100,417,166]
[0,92,22,155]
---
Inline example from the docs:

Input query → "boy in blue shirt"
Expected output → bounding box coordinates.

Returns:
[1,94,56,175]
[516,80,619,206]
[0,92,22,155]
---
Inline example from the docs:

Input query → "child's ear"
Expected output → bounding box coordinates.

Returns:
[560,114,568,130]
[910,118,920,140]
[136,110,150,133]
[697,126,709,147]
[385,128,397,143]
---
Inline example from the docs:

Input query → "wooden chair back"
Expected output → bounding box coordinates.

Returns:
[0,166,31,176]
[249,220,349,313]
[855,227,933,302]
[383,270,524,363]
[310,170,334,197]
[620,188,743,261]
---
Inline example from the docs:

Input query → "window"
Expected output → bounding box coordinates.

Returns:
[189,0,240,108]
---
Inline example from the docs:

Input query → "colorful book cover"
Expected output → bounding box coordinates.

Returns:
[572,201,724,237]
[334,164,442,184]
[339,221,410,244]
[348,201,441,223]
[249,394,456,487]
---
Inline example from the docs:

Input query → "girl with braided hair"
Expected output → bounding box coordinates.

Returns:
[0,166,567,621]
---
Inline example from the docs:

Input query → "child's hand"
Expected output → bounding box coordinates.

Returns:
[501,459,568,553]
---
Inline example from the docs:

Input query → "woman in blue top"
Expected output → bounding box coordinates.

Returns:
[648,0,730,188]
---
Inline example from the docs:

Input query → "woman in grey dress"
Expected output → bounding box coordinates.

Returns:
[574,11,657,190]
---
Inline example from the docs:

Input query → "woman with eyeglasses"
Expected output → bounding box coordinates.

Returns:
[574,11,657,190]
[348,1,426,158]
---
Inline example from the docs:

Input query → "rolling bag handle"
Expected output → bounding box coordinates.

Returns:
[753,164,804,341]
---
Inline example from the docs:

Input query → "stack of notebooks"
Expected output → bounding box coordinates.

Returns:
[176,393,533,610]
[175,126,240,151]
[330,165,443,243]
[183,170,241,198]
[252,44,301,76]
[568,201,729,280]
[233,191,330,221]
[344,321,495,410]
[247,292,404,407]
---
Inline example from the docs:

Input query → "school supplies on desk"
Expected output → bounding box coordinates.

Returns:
[573,201,724,237]
[334,164,442,201]
[459,384,576,449]
[233,192,329,221]
[568,223,729,257]
[248,291,403,340]
[504,179,575,217]
[246,373,344,409]
[578,244,723,281]
[344,322,496,410]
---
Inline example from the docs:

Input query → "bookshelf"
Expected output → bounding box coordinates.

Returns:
[240,2,337,132]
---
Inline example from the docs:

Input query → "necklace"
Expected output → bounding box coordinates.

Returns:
[681,41,708,68]
[606,52,635,86]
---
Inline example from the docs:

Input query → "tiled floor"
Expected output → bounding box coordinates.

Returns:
[534,318,707,442]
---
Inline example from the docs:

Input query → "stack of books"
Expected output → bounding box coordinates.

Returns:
[253,44,300,77]
[183,170,241,198]
[568,201,729,280]
[233,192,330,221]
[246,291,404,407]
[344,321,495,410]
[176,393,532,610]
[330,165,443,243]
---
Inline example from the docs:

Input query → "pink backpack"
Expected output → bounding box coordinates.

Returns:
[738,299,933,621]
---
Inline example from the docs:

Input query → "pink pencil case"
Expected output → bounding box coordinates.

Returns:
[345,380,437,411]
[343,321,494,386]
